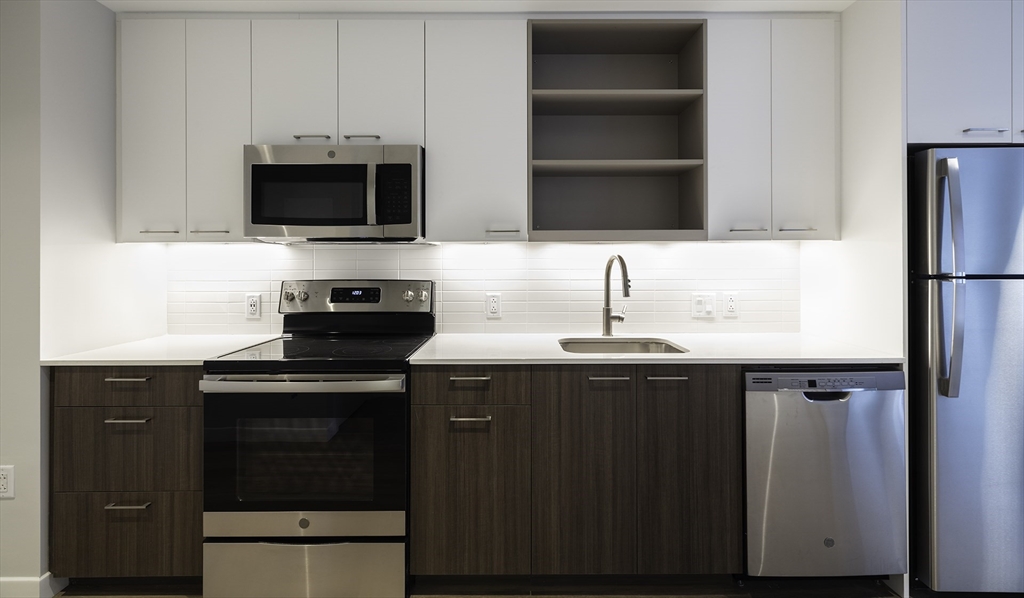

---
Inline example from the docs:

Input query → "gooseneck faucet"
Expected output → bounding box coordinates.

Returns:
[602,254,631,336]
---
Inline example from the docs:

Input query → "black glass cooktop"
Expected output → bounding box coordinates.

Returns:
[215,335,433,363]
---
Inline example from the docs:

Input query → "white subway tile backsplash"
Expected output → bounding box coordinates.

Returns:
[165,242,801,334]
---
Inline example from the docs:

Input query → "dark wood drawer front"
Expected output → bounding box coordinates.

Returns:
[637,364,743,574]
[410,405,531,575]
[53,366,202,407]
[53,407,202,492]
[50,491,202,578]
[412,366,530,405]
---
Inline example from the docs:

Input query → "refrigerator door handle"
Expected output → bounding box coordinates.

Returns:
[940,279,966,398]
[937,157,967,276]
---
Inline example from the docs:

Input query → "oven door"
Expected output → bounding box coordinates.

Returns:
[201,374,406,537]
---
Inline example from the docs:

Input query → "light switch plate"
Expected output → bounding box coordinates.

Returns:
[691,292,716,318]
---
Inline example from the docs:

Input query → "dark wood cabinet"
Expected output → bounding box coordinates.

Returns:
[412,365,530,405]
[636,364,743,574]
[49,366,203,578]
[51,491,202,577]
[531,365,637,574]
[410,405,531,574]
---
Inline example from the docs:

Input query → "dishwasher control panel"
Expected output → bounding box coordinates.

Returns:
[746,371,904,392]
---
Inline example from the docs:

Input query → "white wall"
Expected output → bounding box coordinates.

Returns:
[0,1,47,595]
[801,0,905,356]
[166,242,802,335]
[39,0,167,360]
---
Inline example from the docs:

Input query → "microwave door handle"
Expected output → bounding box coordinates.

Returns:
[366,162,377,226]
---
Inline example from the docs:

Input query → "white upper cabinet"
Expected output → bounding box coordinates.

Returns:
[706,19,772,241]
[771,18,839,241]
[118,19,186,242]
[252,20,338,145]
[425,20,528,242]
[186,20,250,242]
[338,20,424,146]
[907,0,1014,144]
[1014,0,1024,144]
[708,17,837,241]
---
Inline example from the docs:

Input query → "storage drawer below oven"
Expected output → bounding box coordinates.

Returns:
[203,541,404,598]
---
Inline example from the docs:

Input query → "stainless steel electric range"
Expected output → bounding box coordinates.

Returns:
[200,279,434,598]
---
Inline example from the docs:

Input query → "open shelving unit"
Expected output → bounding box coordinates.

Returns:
[528,20,707,241]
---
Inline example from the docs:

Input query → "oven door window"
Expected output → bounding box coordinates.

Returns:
[250,164,367,226]
[204,393,405,512]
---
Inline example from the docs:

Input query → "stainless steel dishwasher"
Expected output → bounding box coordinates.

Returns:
[745,371,907,577]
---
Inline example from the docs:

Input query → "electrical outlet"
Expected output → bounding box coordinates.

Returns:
[485,292,501,318]
[691,292,716,318]
[0,465,14,499]
[245,293,261,319]
[723,292,740,317]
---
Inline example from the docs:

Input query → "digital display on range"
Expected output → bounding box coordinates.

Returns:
[330,287,381,303]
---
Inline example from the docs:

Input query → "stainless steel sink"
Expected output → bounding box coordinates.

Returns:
[558,337,689,354]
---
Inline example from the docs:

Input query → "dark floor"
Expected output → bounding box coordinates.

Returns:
[57,575,900,598]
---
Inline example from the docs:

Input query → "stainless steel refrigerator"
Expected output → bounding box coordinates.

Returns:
[912,147,1023,593]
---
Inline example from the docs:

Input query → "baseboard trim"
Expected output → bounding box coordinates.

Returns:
[0,572,69,598]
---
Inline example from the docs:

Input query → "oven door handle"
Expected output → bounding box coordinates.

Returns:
[199,374,405,394]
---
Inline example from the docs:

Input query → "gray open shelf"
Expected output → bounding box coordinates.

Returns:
[528,19,707,241]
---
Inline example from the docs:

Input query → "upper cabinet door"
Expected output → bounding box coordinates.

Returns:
[338,20,424,146]
[118,20,186,242]
[907,0,1014,144]
[1013,0,1024,144]
[252,20,338,145]
[425,20,528,242]
[706,19,772,241]
[771,19,839,241]
[186,20,250,242]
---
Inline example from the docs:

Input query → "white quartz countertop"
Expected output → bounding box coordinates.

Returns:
[410,333,903,365]
[41,334,277,366]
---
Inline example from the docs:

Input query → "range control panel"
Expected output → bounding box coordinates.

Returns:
[745,371,905,393]
[279,279,433,314]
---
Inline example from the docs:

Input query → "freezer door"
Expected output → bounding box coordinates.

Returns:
[917,147,1024,276]
[923,278,1024,592]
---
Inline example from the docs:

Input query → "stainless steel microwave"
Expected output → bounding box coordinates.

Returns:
[243,144,423,242]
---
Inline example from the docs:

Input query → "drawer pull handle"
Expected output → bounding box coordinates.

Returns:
[104,502,152,510]
[962,127,1009,133]
[103,418,151,424]
[449,416,492,422]
[138,230,179,234]
[449,376,491,381]
[728,228,768,232]
[104,377,151,383]
[646,376,689,381]
[588,376,630,381]
[189,230,230,234]
[342,134,381,140]
[485,229,521,234]
[293,134,331,140]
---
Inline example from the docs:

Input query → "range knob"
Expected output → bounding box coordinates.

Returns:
[283,291,295,301]
[297,290,309,302]
[402,290,415,303]
[418,290,429,303]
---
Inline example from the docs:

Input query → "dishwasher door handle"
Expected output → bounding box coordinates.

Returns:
[802,391,852,402]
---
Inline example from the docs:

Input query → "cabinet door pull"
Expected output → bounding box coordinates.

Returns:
[293,134,331,140]
[778,227,818,232]
[962,127,1009,133]
[485,229,521,234]
[104,377,151,383]
[449,416,492,422]
[729,227,768,232]
[104,502,152,510]
[139,230,180,234]
[449,376,491,381]
[342,134,381,140]
[646,376,689,381]
[588,376,630,381]
[189,230,230,234]
[103,418,152,424]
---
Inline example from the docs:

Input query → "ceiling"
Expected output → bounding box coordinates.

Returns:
[96,0,857,14]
